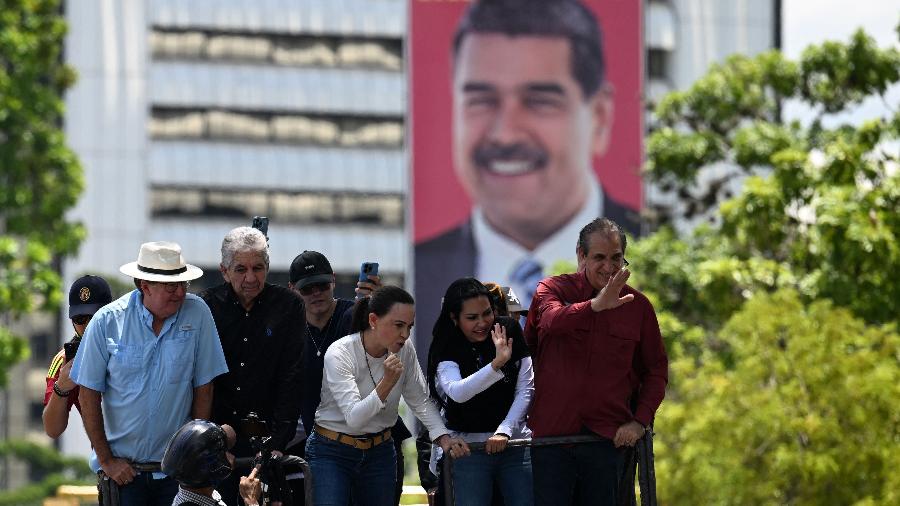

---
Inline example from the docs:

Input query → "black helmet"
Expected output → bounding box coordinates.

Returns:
[161,420,231,488]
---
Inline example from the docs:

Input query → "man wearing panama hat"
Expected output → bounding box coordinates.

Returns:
[71,241,229,506]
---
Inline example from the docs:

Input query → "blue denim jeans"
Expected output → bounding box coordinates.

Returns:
[531,438,624,506]
[117,473,178,506]
[305,431,397,506]
[450,445,534,506]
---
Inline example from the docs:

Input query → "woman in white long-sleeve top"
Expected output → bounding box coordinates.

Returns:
[306,285,469,506]
[427,278,535,506]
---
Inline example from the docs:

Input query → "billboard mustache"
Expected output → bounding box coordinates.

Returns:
[472,142,549,172]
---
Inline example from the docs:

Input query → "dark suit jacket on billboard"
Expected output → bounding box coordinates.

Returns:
[413,189,639,365]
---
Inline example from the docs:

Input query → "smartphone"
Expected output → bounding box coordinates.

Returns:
[64,341,80,363]
[251,216,269,237]
[359,262,379,282]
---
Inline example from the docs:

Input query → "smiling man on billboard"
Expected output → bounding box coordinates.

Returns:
[414,0,641,331]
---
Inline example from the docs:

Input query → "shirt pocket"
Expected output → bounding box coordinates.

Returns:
[162,331,194,384]
[604,323,640,370]
[108,343,143,392]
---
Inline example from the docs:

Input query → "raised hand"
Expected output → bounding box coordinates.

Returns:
[240,466,263,505]
[490,323,512,370]
[382,353,403,387]
[590,268,635,312]
[56,359,76,391]
[355,274,382,298]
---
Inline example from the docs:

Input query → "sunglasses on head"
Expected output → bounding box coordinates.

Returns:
[298,281,331,296]
[72,314,92,326]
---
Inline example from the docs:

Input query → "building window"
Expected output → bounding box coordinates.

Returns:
[149,107,404,148]
[151,186,405,227]
[647,48,670,81]
[150,29,403,72]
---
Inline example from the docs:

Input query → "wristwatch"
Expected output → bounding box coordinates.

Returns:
[53,382,72,397]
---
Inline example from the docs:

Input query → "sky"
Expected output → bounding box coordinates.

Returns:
[782,0,899,126]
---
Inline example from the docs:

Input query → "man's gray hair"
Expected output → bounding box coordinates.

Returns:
[221,227,270,269]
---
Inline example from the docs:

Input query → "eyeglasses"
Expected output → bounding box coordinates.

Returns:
[298,282,331,296]
[622,258,630,267]
[151,281,190,293]
[72,315,92,325]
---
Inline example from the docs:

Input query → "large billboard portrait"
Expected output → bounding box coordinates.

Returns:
[411,0,643,351]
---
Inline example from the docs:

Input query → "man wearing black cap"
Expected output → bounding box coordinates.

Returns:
[43,275,114,439]
[285,251,409,505]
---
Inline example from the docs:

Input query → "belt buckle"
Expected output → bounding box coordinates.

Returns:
[356,437,371,450]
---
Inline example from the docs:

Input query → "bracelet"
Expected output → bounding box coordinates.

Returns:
[53,382,73,397]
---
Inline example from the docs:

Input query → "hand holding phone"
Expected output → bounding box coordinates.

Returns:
[359,262,379,282]
[356,262,380,299]
[64,341,80,363]
[251,216,269,238]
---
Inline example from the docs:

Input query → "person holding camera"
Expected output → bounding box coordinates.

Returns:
[306,285,469,505]
[43,275,114,439]
[162,419,263,506]
[199,227,305,505]
[427,278,534,505]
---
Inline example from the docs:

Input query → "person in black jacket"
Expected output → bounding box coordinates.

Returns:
[427,278,535,505]
[200,227,305,506]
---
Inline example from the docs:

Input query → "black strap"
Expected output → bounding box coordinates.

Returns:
[138,264,187,275]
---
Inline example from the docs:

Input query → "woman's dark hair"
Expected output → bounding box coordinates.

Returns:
[427,278,494,407]
[483,282,509,316]
[349,285,415,334]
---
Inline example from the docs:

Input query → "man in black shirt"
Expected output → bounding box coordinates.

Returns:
[200,227,305,506]
[284,250,410,505]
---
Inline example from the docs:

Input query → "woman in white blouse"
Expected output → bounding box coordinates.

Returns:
[306,285,469,506]
[426,278,535,505]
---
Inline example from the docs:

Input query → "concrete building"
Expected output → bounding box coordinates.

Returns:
[644,0,781,232]
[1,0,778,487]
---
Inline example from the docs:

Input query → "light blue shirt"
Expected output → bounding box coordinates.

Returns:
[72,289,228,472]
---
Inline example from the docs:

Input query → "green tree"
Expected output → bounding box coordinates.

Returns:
[637,27,899,330]
[0,0,84,385]
[655,290,899,505]
[628,27,900,504]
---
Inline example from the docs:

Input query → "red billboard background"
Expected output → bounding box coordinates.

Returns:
[410,0,644,243]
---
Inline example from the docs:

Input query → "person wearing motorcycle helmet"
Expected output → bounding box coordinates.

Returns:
[162,420,261,506]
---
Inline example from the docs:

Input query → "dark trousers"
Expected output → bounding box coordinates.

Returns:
[532,438,625,506]
[116,473,178,506]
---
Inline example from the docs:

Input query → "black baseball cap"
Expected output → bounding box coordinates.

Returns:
[289,251,334,288]
[69,275,113,318]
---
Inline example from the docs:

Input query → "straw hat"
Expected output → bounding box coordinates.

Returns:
[119,241,203,282]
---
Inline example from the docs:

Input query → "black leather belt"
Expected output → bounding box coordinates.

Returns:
[130,461,161,473]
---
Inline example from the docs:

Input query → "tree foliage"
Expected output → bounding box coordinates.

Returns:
[0,0,84,385]
[0,440,93,505]
[655,290,899,505]
[631,27,900,504]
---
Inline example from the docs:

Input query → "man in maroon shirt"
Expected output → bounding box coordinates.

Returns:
[524,218,668,505]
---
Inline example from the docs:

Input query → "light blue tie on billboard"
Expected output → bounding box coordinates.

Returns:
[510,257,544,311]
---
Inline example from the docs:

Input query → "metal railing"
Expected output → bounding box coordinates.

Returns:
[440,431,657,506]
